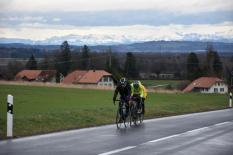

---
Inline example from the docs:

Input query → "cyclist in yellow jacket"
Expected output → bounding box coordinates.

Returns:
[139,81,147,114]
[130,81,146,113]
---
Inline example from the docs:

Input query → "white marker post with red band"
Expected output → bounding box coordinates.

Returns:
[229,92,232,108]
[7,95,13,137]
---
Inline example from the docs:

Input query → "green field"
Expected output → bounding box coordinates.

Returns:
[140,80,181,88]
[0,84,228,138]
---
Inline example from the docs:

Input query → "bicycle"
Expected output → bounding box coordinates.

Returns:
[115,99,130,129]
[129,96,144,126]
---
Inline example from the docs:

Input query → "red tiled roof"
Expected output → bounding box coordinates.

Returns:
[62,70,87,84]
[15,70,56,81]
[62,70,112,84]
[78,70,111,84]
[183,77,223,92]
[15,70,42,80]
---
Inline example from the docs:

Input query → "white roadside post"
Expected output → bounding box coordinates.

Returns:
[7,95,13,137]
[229,92,232,108]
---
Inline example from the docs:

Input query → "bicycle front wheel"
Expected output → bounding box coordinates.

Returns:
[116,110,123,129]
[124,110,131,128]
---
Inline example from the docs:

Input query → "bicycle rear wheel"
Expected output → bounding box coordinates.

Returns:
[133,105,139,125]
[139,113,144,124]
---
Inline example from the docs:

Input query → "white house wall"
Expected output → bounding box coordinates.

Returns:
[97,76,114,88]
[208,82,228,94]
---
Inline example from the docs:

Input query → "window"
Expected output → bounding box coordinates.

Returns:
[220,88,224,92]
[214,88,218,93]
[103,77,108,82]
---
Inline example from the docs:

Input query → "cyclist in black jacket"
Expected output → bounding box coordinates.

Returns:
[113,77,131,114]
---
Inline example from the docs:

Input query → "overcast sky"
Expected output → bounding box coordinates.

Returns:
[0,0,233,42]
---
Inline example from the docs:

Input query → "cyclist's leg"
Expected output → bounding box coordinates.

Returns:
[118,99,122,115]
[136,95,142,113]
[142,98,145,114]
[120,96,128,117]
[125,97,130,116]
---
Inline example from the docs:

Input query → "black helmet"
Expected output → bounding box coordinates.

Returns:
[119,77,127,87]
[133,81,140,90]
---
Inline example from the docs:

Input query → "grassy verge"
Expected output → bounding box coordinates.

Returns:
[0,84,228,138]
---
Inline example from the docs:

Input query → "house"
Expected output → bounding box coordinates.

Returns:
[62,70,115,87]
[15,70,56,82]
[183,77,228,94]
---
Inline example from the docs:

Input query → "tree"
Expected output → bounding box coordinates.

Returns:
[124,52,138,78]
[186,52,201,80]
[26,54,37,69]
[39,55,50,70]
[204,45,223,77]
[105,48,112,72]
[5,60,24,80]
[81,45,90,70]
[55,41,71,81]
[212,51,223,78]
[105,48,123,80]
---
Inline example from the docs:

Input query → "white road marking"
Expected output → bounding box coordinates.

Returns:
[214,121,231,126]
[148,134,180,143]
[143,121,233,145]
[98,146,136,155]
[185,127,209,134]
[101,125,213,154]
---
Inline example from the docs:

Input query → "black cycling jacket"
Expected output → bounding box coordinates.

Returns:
[113,82,131,101]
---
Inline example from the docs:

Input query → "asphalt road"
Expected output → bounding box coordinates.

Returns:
[0,109,233,155]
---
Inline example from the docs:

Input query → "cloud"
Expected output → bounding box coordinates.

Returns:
[0,16,47,23]
[52,18,61,22]
[1,0,233,14]
[1,10,232,27]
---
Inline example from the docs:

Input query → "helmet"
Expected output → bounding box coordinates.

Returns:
[119,77,127,87]
[133,81,140,90]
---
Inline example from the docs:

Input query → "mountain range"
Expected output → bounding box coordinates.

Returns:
[1,33,233,46]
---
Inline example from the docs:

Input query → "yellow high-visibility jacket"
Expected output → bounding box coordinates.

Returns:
[130,82,148,99]
[141,84,148,99]
[130,83,144,98]
[139,81,147,99]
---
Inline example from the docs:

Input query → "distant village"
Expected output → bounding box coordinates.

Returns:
[13,69,228,94]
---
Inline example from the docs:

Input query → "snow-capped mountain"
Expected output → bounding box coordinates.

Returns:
[1,33,233,46]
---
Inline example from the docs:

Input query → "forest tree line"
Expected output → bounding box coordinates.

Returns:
[0,41,232,86]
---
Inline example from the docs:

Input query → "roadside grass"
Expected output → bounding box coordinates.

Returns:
[0,84,228,138]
